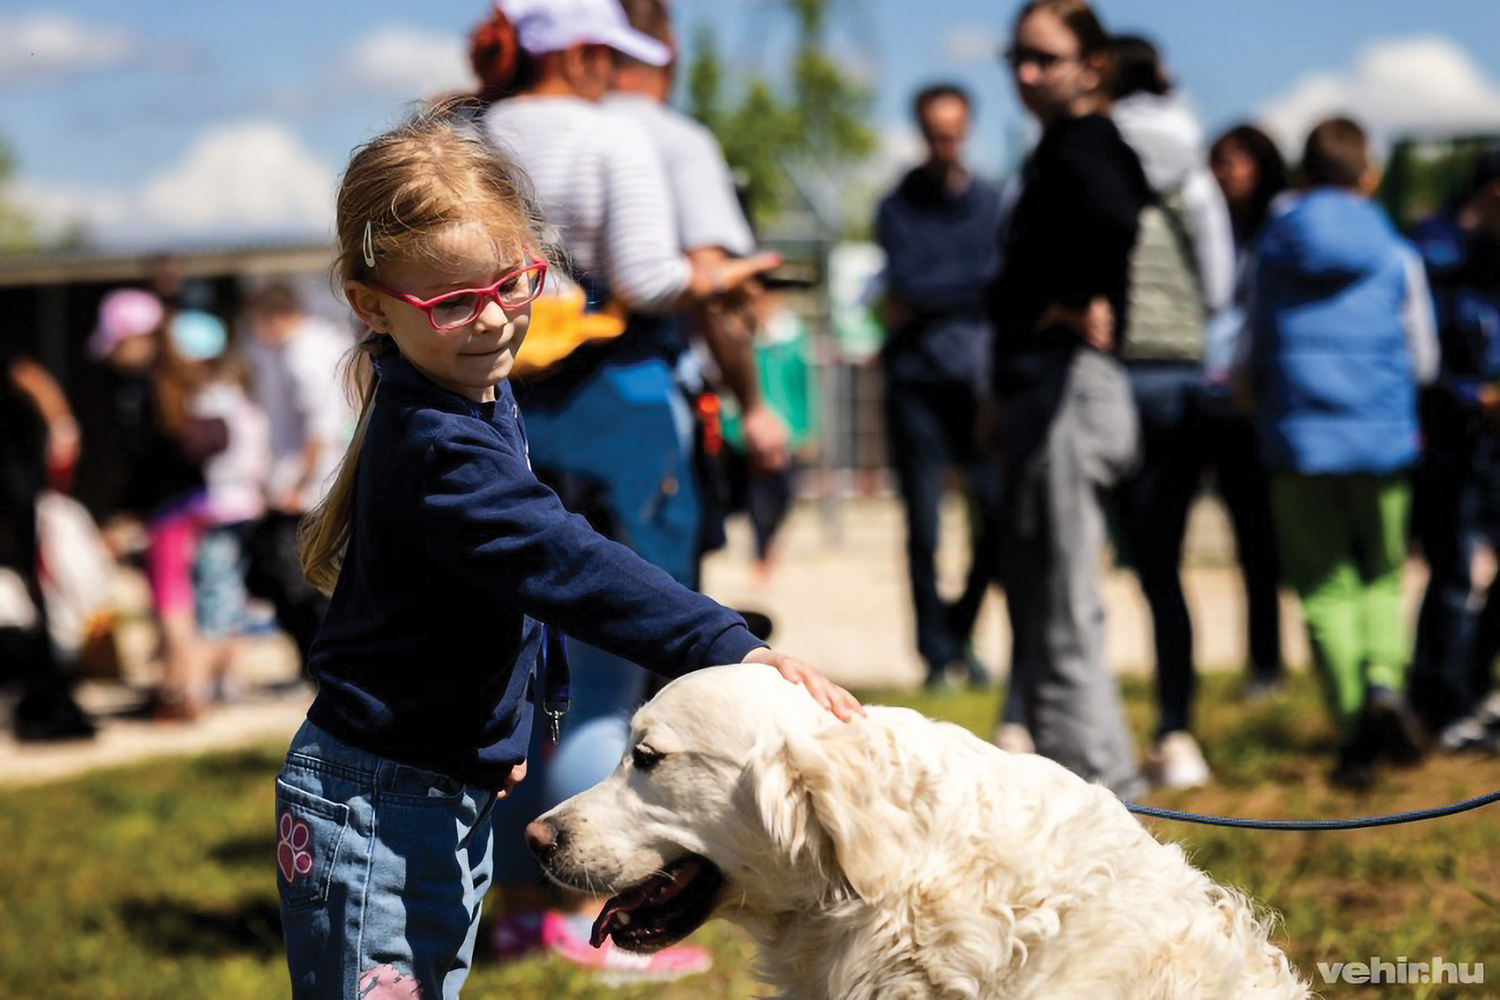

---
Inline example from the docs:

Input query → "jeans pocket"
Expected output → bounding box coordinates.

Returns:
[387,764,466,805]
[275,778,351,912]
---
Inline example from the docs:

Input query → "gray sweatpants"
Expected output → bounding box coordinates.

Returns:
[1001,349,1142,795]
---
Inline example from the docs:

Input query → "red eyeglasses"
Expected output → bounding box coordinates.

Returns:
[367,256,548,331]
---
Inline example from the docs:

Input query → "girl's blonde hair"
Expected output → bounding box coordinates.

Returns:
[298,101,551,595]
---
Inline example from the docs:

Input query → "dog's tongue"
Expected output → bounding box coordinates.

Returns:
[589,860,707,948]
[591,884,652,948]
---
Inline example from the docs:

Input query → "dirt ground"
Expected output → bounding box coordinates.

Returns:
[0,494,1438,786]
[702,493,1439,687]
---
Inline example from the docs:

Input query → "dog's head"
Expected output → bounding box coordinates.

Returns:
[529,664,975,953]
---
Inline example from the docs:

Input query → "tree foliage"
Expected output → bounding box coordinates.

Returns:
[1378,134,1499,229]
[0,134,40,256]
[685,0,875,229]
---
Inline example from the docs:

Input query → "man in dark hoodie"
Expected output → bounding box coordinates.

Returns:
[875,83,1005,690]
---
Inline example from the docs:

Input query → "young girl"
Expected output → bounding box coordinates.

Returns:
[275,105,859,999]
[183,312,271,702]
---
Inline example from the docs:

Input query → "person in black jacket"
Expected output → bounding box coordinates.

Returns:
[0,346,96,741]
[986,0,1150,797]
[876,83,1005,690]
[1410,147,1500,752]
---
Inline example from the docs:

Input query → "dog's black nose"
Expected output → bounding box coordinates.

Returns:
[525,818,558,856]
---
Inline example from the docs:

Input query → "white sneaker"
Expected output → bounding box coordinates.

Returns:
[1144,731,1212,790]
[992,723,1036,754]
[1480,692,1500,730]
[1437,715,1495,753]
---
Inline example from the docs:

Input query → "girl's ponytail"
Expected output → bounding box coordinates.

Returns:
[297,333,395,595]
[469,8,536,106]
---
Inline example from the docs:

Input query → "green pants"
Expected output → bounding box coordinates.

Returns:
[1270,473,1410,738]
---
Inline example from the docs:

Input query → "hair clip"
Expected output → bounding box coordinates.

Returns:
[363,220,376,268]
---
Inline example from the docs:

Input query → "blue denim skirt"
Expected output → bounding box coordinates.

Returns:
[276,720,501,999]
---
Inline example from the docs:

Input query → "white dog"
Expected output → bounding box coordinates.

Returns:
[527,664,1309,999]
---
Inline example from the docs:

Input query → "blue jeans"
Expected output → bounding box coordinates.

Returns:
[276,721,501,999]
[1115,363,1205,737]
[883,377,1002,678]
[1411,406,1500,728]
[1199,388,1283,683]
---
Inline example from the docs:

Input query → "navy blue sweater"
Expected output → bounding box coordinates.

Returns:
[306,350,765,788]
[875,167,1004,388]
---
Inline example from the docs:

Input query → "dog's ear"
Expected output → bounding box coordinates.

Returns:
[764,716,931,903]
[744,733,833,883]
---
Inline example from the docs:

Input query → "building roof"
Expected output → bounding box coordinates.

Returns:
[0,238,335,289]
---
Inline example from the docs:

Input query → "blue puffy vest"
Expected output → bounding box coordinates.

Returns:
[1250,189,1421,474]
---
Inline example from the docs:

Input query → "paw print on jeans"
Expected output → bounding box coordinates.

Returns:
[277,811,314,883]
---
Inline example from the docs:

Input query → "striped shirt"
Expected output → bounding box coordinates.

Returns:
[602,93,755,257]
[485,95,690,312]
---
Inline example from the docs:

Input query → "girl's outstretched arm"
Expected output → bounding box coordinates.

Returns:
[740,647,864,722]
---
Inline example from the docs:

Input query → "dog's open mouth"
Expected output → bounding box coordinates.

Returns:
[590,853,724,952]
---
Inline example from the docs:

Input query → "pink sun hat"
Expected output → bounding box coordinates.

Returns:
[88,288,165,361]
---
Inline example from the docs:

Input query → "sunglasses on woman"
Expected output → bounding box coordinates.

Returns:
[367,256,549,331]
[1001,45,1077,71]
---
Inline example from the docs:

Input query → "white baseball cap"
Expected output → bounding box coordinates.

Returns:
[497,0,672,66]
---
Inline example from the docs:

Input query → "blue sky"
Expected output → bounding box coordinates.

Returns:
[6,1,1500,247]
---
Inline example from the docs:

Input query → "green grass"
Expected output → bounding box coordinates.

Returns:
[0,671,1495,998]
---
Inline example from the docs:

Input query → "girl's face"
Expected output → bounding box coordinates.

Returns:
[349,222,534,403]
[1009,9,1099,127]
[1211,139,1258,207]
[562,43,615,102]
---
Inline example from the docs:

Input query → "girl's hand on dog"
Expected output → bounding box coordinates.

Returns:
[741,647,864,722]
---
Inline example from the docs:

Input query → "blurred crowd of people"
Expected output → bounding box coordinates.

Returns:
[3,0,1500,987]
[876,0,1500,801]
[1,273,356,738]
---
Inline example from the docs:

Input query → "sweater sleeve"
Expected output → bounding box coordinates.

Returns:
[418,420,764,676]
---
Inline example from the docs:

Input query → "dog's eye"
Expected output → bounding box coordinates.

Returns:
[632,744,664,771]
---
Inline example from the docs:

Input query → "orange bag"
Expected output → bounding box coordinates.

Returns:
[512,283,629,378]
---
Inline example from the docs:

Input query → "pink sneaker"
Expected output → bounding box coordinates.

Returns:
[541,909,712,984]
[490,911,545,962]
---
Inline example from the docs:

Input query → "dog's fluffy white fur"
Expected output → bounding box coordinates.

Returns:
[534,664,1309,999]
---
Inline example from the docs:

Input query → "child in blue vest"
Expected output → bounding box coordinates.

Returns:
[275,104,860,999]
[1239,116,1438,789]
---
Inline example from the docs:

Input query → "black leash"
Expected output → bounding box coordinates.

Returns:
[1124,789,1500,831]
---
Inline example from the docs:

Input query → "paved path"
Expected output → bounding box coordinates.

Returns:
[0,496,1435,787]
[703,494,1430,688]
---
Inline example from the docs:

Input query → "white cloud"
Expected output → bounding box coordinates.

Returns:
[938,24,1003,66]
[0,13,141,86]
[17,121,336,246]
[1258,36,1500,154]
[332,26,472,100]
